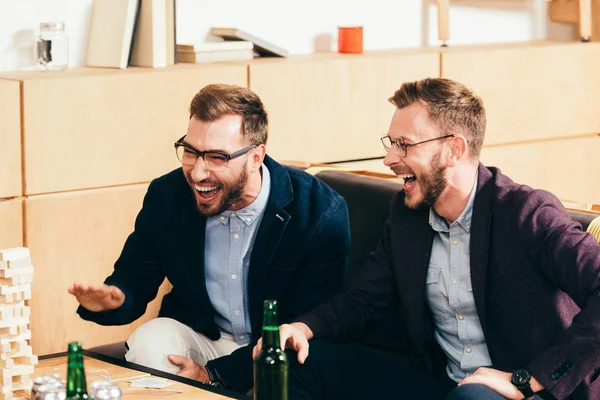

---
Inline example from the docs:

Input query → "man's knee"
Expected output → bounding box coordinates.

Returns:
[125,318,188,373]
[446,384,507,400]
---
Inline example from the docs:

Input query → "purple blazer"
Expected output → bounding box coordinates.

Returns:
[299,164,600,400]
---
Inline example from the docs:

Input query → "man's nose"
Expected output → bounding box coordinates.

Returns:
[190,157,210,182]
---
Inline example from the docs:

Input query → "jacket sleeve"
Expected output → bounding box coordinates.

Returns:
[518,191,600,399]
[206,194,352,393]
[77,181,166,325]
[296,193,399,341]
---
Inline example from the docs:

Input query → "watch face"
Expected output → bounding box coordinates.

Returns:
[512,369,531,386]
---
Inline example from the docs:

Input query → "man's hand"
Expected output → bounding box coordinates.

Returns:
[458,367,544,399]
[167,355,209,383]
[252,322,313,364]
[67,283,125,312]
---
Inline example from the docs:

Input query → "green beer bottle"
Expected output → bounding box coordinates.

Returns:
[254,300,288,400]
[66,341,89,400]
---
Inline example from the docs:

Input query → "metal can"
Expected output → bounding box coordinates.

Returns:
[89,380,122,400]
[31,376,62,400]
[34,381,66,400]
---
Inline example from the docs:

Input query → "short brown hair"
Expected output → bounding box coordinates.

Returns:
[388,78,486,160]
[189,84,268,145]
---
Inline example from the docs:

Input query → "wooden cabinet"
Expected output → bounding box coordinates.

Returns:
[0,80,21,198]
[25,184,171,354]
[480,134,600,204]
[248,50,440,163]
[0,198,23,249]
[441,41,600,146]
[0,64,247,195]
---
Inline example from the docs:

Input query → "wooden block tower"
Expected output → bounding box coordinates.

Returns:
[0,248,38,400]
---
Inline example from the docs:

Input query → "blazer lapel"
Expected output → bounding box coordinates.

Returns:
[398,206,435,338]
[248,156,293,333]
[470,164,493,335]
[180,206,210,305]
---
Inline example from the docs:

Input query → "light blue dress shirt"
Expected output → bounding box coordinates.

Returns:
[425,173,493,383]
[204,165,271,345]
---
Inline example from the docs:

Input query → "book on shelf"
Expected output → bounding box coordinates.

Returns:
[86,0,141,69]
[176,48,254,63]
[209,27,288,57]
[130,0,177,67]
[177,40,253,53]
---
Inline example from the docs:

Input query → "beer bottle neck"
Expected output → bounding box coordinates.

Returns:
[66,349,87,396]
[262,301,280,349]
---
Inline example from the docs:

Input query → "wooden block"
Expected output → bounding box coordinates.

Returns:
[0,64,249,195]
[4,259,30,269]
[0,330,30,345]
[0,319,28,330]
[0,365,34,386]
[0,267,33,279]
[249,50,440,163]
[441,41,600,146]
[0,303,28,321]
[0,356,37,369]
[0,390,28,400]
[0,80,21,199]
[0,251,28,264]
[0,285,30,296]
[26,185,173,355]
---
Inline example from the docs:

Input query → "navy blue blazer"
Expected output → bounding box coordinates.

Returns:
[78,155,351,392]
[299,164,600,400]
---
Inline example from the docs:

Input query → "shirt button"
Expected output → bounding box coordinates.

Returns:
[231,274,237,279]
[466,224,470,229]
[452,239,459,245]
[452,279,457,285]
[220,216,225,220]
[465,347,472,353]
[234,310,240,316]
[231,213,236,217]
[240,335,245,339]
[457,314,464,320]
[233,234,240,239]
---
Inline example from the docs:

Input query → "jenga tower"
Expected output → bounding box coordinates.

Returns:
[0,247,38,400]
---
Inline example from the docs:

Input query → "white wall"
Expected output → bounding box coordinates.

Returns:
[0,0,577,72]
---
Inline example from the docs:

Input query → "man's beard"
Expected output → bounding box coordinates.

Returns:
[406,152,447,209]
[188,167,249,217]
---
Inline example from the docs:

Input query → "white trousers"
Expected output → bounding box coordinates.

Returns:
[124,317,245,374]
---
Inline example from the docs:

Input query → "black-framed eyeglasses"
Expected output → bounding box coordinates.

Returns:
[174,136,257,171]
[380,134,456,157]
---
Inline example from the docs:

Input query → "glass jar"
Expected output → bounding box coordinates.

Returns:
[34,21,69,70]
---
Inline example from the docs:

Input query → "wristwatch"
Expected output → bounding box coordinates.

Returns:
[205,365,224,387]
[511,369,535,399]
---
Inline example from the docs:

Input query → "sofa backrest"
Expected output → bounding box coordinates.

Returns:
[314,169,600,279]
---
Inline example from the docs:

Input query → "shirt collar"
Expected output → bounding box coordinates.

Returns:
[429,171,478,233]
[214,164,271,226]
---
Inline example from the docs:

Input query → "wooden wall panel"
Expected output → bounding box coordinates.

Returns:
[441,42,600,145]
[0,80,21,198]
[25,184,172,355]
[249,51,440,163]
[480,135,600,204]
[11,64,247,195]
[0,198,23,249]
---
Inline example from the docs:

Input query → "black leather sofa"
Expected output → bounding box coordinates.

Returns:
[87,169,600,358]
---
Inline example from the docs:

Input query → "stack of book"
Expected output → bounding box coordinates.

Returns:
[176,41,254,63]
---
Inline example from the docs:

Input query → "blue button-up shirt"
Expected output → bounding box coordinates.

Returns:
[204,165,271,345]
[425,173,493,383]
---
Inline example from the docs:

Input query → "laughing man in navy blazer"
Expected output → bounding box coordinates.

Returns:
[68,84,350,394]
[253,78,600,400]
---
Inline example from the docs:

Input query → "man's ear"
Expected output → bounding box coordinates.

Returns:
[447,135,468,166]
[250,144,266,171]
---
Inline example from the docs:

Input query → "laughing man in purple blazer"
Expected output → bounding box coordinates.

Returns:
[253,78,600,400]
